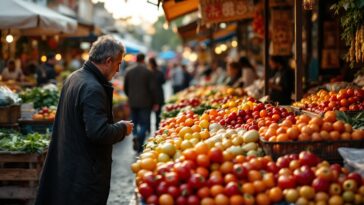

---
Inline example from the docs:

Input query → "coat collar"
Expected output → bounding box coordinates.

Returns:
[83,60,112,87]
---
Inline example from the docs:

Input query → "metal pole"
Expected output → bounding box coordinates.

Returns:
[264,0,269,96]
[295,0,303,101]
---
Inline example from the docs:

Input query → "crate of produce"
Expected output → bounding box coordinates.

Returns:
[260,138,364,164]
[18,120,53,135]
[0,105,20,124]
[0,151,46,204]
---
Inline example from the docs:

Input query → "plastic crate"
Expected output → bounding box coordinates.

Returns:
[18,120,53,135]
[260,138,364,164]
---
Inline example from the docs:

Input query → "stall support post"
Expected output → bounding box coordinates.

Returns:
[295,0,303,101]
[263,0,269,96]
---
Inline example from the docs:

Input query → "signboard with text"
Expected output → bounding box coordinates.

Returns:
[270,9,293,56]
[200,0,254,24]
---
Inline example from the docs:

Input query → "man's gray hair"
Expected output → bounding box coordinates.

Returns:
[89,35,125,64]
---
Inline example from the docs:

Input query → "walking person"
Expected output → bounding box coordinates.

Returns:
[148,57,165,130]
[170,63,184,93]
[124,53,158,153]
[35,35,134,205]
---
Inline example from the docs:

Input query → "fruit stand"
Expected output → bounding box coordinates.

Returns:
[131,85,364,205]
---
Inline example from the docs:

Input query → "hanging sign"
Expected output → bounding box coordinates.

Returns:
[200,0,254,24]
[270,9,293,56]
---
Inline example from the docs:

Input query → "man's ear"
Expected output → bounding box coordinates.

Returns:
[105,57,112,64]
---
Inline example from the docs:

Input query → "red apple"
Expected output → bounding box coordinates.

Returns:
[312,178,330,192]
[347,172,362,186]
[293,166,315,185]
[278,175,296,189]
[299,151,320,167]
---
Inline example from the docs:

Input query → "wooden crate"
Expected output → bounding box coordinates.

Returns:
[0,152,46,204]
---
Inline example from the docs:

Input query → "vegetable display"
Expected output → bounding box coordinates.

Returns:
[19,87,59,109]
[0,129,49,153]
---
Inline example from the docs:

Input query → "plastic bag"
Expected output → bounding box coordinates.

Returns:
[338,148,364,176]
[0,86,21,106]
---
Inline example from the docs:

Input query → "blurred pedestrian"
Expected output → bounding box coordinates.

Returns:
[181,64,192,90]
[171,63,184,93]
[148,57,165,130]
[1,59,24,81]
[239,56,257,87]
[124,53,158,153]
[268,56,294,105]
[35,35,134,205]
[224,61,244,88]
[36,53,57,85]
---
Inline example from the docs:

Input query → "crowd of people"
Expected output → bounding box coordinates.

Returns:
[0,53,62,86]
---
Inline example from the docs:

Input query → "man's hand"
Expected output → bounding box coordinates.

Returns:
[122,121,134,136]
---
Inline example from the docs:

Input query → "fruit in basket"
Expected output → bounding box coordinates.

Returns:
[293,88,364,113]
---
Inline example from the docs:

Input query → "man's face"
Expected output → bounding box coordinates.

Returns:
[8,63,15,72]
[105,55,123,80]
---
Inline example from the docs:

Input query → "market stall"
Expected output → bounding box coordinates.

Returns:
[132,85,364,205]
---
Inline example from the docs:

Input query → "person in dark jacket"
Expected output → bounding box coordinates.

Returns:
[148,57,165,130]
[36,53,57,85]
[224,61,244,88]
[124,53,158,153]
[268,56,294,105]
[35,35,134,205]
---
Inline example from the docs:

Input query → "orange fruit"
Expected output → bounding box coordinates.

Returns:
[352,130,363,140]
[248,170,262,182]
[333,121,345,132]
[215,194,229,205]
[195,142,209,154]
[198,187,210,198]
[269,187,283,202]
[210,185,224,197]
[196,167,209,178]
[201,197,215,205]
[277,133,289,142]
[140,158,157,171]
[287,126,300,140]
[323,111,336,123]
[159,194,174,205]
[220,161,234,174]
[253,180,266,192]
[341,132,351,140]
[242,183,255,195]
[309,117,323,126]
[256,193,271,205]
[322,122,333,132]
[329,131,340,141]
[230,195,245,205]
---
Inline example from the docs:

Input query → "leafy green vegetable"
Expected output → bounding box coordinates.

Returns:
[19,87,59,109]
[336,111,364,130]
[0,129,49,153]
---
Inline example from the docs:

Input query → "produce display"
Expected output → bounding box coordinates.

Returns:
[0,129,49,153]
[293,88,364,113]
[132,85,364,205]
[32,106,57,121]
[260,111,363,142]
[19,86,60,109]
[161,86,244,119]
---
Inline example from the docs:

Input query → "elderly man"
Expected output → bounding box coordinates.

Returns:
[35,36,133,205]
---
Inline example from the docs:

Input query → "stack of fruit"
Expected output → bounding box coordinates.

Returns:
[32,106,57,121]
[260,111,363,142]
[133,151,364,205]
[293,88,364,113]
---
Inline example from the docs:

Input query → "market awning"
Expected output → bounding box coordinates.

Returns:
[178,21,237,44]
[0,0,77,34]
[162,0,199,22]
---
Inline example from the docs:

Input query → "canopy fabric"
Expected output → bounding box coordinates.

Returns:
[159,50,176,60]
[162,0,199,22]
[0,0,77,34]
[111,34,147,54]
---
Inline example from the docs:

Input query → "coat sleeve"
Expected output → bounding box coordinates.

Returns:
[82,85,127,144]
